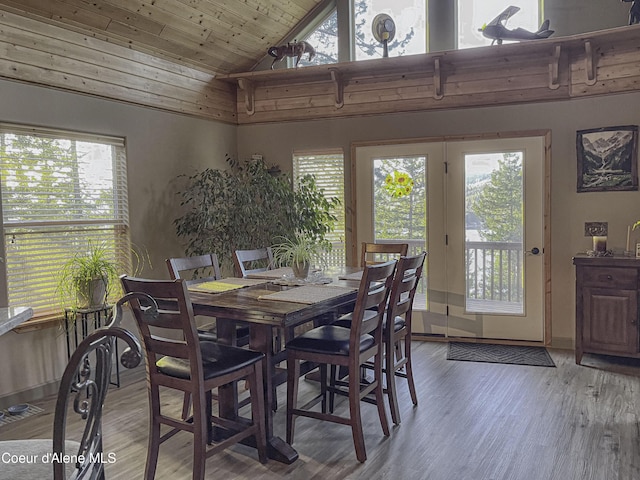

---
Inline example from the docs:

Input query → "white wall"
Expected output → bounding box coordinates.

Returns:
[237,91,640,349]
[0,78,237,405]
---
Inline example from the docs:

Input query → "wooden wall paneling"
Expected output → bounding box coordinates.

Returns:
[64,0,165,34]
[0,0,328,74]
[107,0,297,67]
[0,9,237,122]
[570,37,640,97]
[1,0,112,29]
[229,46,572,124]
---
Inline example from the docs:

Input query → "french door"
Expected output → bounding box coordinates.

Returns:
[354,135,546,342]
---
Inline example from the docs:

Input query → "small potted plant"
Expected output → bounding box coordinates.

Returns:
[272,232,325,279]
[56,241,149,310]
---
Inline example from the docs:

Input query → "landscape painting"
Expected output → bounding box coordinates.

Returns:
[577,125,638,192]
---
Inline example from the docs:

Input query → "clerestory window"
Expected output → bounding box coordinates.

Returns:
[457,0,542,49]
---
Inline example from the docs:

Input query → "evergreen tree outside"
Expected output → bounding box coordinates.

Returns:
[373,157,426,245]
[299,0,419,67]
[0,131,125,314]
[471,153,523,242]
[467,152,524,303]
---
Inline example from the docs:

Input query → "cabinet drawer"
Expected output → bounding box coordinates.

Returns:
[581,266,638,289]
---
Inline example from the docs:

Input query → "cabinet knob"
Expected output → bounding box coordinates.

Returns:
[606,275,613,280]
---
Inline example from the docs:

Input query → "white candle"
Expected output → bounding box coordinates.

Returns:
[593,236,607,252]
[627,225,631,252]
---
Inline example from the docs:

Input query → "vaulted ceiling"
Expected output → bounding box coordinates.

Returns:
[0,0,325,75]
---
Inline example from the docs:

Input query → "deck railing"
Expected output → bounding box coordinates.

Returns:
[466,241,523,303]
[321,239,523,304]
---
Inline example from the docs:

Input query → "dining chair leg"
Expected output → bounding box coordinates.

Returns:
[192,390,207,480]
[286,356,300,445]
[205,390,213,444]
[328,364,337,413]
[404,335,418,406]
[182,393,192,421]
[145,386,162,480]
[319,363,328,413]
[348,369,367,463]
[374,352,390,437]
[385,338,401,425]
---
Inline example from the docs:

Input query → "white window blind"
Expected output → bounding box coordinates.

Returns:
[293,149,346,267]
[0,124,130,317]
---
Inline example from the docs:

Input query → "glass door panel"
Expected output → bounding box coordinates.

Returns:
[465,152,524,315]
[373,156,427,307]
[355,143,446,335]
[446,137,544,341]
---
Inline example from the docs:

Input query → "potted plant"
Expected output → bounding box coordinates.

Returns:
[57,241,148,310]
[272,232,325,279]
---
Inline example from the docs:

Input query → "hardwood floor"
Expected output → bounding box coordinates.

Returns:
[2,341,640,479]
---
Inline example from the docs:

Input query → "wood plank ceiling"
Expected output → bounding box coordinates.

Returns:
[0,0,323,75]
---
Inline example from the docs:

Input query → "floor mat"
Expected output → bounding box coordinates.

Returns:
[447,342,555,367]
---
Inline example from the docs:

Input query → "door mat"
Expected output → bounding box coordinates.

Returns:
[447,342,556,367]
[0,404,44,427]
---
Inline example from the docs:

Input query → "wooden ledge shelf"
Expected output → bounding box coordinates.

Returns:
[215,25,640,125]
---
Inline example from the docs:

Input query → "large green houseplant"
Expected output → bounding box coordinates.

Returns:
[174,156,339,274]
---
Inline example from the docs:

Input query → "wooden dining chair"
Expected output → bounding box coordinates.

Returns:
[167,253,222,285]
[166,253,249,346]
[234,247,274,277]
[166,253,251,418]
[376,252,427,424]
[360,242,408,267]
[121,276,267,480]
[332,252,427,425]
[0,297,142,480]
[285,260,397,463]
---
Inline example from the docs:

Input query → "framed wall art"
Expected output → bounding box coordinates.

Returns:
[576,125,638,193]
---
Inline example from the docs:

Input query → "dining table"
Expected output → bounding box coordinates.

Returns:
[185,267,362,464]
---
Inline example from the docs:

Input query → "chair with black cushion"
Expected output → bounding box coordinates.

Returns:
[375,252,427,425]
[285,260,397,463]
[0,295,143,480]
[120,276,267,480]
[360,242,408,267]
[234,247,274,278]
[333,253,427,425]
[166,253,251,418]
[166,253,250,346]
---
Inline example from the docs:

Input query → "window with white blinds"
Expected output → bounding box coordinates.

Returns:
[0,124,130,317]
[293,150,346,267]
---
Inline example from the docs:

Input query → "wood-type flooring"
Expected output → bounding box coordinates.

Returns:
[1,341,639,480]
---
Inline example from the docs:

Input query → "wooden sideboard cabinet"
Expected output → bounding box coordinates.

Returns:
[573,254,640,364]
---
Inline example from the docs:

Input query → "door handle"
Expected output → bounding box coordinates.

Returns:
[526,247,542,255]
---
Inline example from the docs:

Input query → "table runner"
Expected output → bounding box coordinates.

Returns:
[258,285,357,304]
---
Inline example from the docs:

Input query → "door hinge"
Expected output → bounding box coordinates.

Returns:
[444,161,448,174]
